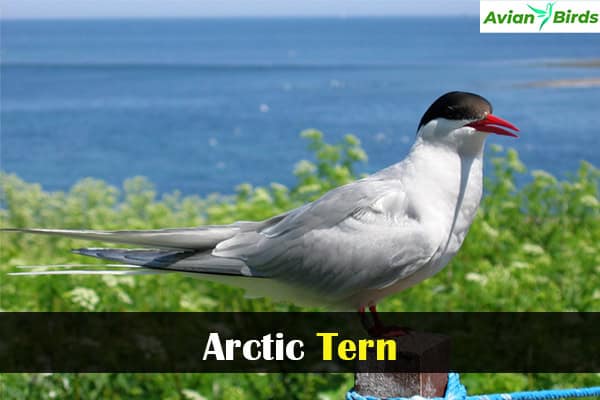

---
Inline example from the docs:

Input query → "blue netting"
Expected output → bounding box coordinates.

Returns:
[346,373,600,400]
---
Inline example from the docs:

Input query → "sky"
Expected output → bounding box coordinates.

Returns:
[2,0,476,19]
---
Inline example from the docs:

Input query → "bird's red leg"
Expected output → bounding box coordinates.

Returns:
[366,305,409,338]
[369,305,383,327]
[358,306,371,332]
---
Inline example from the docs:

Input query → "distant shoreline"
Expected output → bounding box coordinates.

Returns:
[544,59,600,68]
[521,77,600,88]
[521,59,600,88]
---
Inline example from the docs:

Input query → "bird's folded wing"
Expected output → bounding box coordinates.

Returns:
[213,178,438,299]
[213,177,399,258]
[261,177,405,238]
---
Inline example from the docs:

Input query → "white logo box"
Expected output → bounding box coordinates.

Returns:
[480,1,600,33]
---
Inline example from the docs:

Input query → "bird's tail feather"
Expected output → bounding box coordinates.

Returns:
[0,226,241,250]
[16,264,142,269]
[9,269,165,276]
[8,263,165,276]
[73,247,254,276]
[3,226,257,278]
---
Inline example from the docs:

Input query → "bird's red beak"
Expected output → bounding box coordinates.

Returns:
[467,114,519,137]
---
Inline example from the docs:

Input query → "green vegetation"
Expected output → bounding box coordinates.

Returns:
[1,130,599,399]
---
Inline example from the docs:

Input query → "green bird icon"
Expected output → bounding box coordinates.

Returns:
[528,2,556,31]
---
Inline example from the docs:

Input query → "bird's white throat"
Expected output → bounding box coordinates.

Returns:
[417,118,488,158]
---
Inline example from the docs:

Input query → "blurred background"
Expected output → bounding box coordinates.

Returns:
[2,0,599,195]
[1,1,599,399]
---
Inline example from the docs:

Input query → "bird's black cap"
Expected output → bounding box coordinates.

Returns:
[418,91,493,130]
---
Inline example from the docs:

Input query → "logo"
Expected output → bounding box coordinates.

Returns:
[528,2,555,31]
[480,1,600,33]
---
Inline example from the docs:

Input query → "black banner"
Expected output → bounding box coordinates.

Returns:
[0,312,598,372]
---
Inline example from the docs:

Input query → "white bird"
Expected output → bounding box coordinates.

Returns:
[4,91,518,334]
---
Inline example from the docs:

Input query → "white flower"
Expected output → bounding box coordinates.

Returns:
[510,261,530,270]
[294,160,317,176]
[522,243,545,256]
[115,289,132,305]
[66,288,99,311]
[532,170,557,183]
[481,221,499,239]
[580,194,599,208]
[465,273,488,285]
[181,389,207,400]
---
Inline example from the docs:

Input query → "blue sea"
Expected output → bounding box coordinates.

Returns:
[2,18,599,195]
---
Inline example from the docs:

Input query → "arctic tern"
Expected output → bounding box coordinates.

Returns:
[4,91,518,331]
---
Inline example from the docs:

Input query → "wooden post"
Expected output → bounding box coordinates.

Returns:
[354,332,450,398]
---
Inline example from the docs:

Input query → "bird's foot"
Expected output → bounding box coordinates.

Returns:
[359,305,411,338]
[367,324,410,338]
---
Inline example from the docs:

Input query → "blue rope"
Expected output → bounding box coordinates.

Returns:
[346,373,600,400]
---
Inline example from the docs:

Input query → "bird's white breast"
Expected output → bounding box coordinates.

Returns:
[356,140,484,307]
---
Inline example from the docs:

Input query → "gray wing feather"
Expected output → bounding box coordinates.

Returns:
[262,177,396,238]
[214,177,398,257]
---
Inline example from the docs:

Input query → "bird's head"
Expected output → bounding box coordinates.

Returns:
[416,91,519,155]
